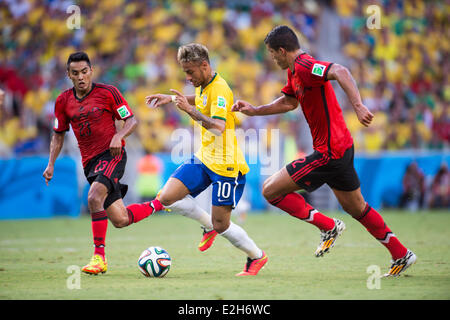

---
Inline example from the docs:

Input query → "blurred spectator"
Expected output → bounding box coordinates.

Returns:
[340,0,449,153]
[428,163,449,209]
[399,162,426,210]
[0,88,4,108]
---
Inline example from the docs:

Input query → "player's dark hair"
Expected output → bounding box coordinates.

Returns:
[67,51,91,70]
[264,25,300,52]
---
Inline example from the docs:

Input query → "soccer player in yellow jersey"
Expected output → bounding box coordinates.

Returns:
[146,43,267,276]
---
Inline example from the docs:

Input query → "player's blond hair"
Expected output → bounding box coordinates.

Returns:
[177,43,210,65]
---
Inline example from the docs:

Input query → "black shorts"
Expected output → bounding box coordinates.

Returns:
[286,145,360,193]
[83,148,128,209]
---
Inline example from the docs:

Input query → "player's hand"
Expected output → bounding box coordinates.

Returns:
[169,89,192,113]
[145,94,172,108]
[43,164,54,186]
[109,134,122,157]
[231,100,257,116]
[354,104,374,127]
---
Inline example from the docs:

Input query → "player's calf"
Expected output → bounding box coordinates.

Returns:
[355,203,408,260]
[109,214,129,228]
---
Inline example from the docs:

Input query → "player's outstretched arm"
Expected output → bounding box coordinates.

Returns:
[145,94,172,107]
[145,93,196,107]
[169,89,225,135]
[231,95,298,116]
[326,63,374,127]
[43,132,65,185]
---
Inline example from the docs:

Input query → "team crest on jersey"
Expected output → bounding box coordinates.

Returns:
[217,96,226,109]
[117,105,130,119]
[312,63,326,77]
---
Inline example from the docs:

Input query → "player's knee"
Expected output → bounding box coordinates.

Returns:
[262,178,276,201]
[87,191,104,211]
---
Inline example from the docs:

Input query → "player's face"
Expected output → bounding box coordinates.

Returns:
[266,45,289,69]
[67,61,93,92]
[180,60,209,87]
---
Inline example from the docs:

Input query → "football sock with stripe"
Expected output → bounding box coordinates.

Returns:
[126,199,163,225]
[269,192,335,231]
[220,223,263,260]
[356,203,407,260]
[163,195,214,230]
[91,210,107,259]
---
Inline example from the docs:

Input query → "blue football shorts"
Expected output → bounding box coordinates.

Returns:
[171,156,245,208]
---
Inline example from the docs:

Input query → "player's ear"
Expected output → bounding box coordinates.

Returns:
[201,60,209,69]
[278,47,287,56]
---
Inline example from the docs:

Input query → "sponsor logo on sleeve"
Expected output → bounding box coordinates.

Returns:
[217,96,226,109]
[117,105,131,119]
[312,63,326,77]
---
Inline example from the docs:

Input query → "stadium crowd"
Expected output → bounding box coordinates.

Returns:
[0,0,448,208]
[337,0,449,152]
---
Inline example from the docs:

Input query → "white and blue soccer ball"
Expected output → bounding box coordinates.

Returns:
[138,246,172,278]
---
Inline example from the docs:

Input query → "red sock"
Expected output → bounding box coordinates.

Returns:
[356,204,408,260]
[126,199,164,225]
[269,192,335,231]
[91,210,107,259]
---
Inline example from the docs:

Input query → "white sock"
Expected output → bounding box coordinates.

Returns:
[220,222,263,259]
[164,195,213,230]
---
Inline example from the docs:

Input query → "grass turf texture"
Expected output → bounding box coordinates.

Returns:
[0,210,449,300]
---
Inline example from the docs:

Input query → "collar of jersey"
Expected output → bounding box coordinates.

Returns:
[291,53,308,75]
[200,72,217,95]
[73,83,96,102]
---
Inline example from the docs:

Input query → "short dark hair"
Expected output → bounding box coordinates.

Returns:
[264,25,300,52]
[67,51,91,70]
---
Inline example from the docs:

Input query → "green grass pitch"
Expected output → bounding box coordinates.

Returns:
[0,210,449,300]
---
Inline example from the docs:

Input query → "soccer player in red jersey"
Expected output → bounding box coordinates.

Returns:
[232,26,416,277]
[42,52,162,275]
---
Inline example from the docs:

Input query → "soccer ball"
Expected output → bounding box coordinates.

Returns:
[137,246,172,278]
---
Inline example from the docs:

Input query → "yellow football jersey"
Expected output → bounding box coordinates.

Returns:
[194,73,249,177]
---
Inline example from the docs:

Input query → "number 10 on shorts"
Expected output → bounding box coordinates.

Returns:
[217,181,232,200]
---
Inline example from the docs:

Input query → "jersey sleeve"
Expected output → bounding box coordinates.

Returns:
[296,59,334,87]
[281,71,296,97]
[209,86,230,122]
[53,93,70,133]
[106,85,134,121]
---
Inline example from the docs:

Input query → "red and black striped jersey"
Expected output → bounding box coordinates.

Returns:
[281,53,353,159]
[53,83,134,167]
